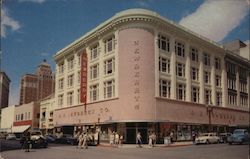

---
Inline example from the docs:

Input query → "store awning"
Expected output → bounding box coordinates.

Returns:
[12,125,31,133]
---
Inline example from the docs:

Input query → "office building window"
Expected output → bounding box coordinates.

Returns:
[78,71,80,84]
[58,94,63,107]
[77,89,80,104]
[204,53,210,66]
[190,47,198,62]
[90,44,99,60]
[175,41,185,57]
[227,78,236,90]
[104,58,115,75]
[228,93,237,106]
[159,80,171,98]
[216,92,222,106]
[177,83,186,101]
[205,89,212,105]
[191,87,199,103]
[58,78,64,90]
[240,95,248,107]
[67,74,74,87]
[90,84,99,102]
[68,57,74,70]
[216,75,221,87]
[215,57,221,70]
[58,63,64,74]
[227,62,236,75]
[204,71,211,84]
[191,67,199,81]
[90,64,99,79]
[67,91,74,106]
[104,80,115,99]
[77,54,81,66]
[105,36,115,53]
[176,63,185,77]
[158,35,170,52]
[159,57,170,73]
[240,82,247,93]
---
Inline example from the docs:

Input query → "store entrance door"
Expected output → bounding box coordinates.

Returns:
[126,128,136,144]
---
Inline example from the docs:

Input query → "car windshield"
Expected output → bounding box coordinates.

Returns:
[233,130,245,135]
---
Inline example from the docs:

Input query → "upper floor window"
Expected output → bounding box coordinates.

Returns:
[158,35,170,52]
[227,78,236,90]
[90,64,99,79]
[191,87,199,103]
[67,91,73,106]
[191,67,199,81]
[216,75,221,87]
[104,80,115,99]
[67,74,74,87]
[216,92,222,106]
[228,93,237,106]
[90,44,99,60]
[159,57,170,74]
[176,83,186,101]
[90,84,99,102]
[204,71,211,84]
[159,80,171,98]
[239,67,247,79]
[215,57,221,70]
[240,82,247,93]
[68,57,74,70]
[105,36,115,53]
[58,78,64,90]
[77,89,80,104]
[190,47,199,62]
[175,41,185,57]
[58,94,63,107]
[205,89,212,105]
[77,54,81,66]
[176,63,185,77]
[227,62,236,75]
[104,58,115,75]
[58,63,64,74]
[78,71,80,84]
[240,95,248,107]
[203,53,210,66]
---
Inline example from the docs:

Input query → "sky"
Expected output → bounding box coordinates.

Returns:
[1,0,250,106]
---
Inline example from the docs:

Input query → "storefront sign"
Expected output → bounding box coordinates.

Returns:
[80,51,87,103]
[133,40,141,110]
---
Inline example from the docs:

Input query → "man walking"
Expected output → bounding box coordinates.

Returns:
[136,132,143,148]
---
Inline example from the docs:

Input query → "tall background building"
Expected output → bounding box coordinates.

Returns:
[0,71,11,108]
[19,60,55,105]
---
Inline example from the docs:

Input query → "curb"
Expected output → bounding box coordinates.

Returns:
[98,143,193,148]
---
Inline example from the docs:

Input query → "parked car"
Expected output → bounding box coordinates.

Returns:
[45,134,56,143]
[20,130,48,149]
[228,129,249,145]
[219,133,231,143]
[55,134,78,145]
[195,133,220,144]
[6,133,16,140]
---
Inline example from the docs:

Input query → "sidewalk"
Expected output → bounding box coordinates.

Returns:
[99,141,193,148]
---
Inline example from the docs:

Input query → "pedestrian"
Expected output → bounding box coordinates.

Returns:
[152,132,157,147]
[192,131,196,144]
[136,132,143,148]
[110,131,115,146]
[78,132,84,149]
[119,135,123,146]
[24,132,31,152]
[148,133,153,148]
[82,132,88,149]
[170,131,174,144]
[115,132,119,147]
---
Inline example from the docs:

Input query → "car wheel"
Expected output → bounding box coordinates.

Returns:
[206,140,210,144]
[228,142,232,145]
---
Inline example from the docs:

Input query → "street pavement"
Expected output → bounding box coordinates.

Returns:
[0,143,249,159]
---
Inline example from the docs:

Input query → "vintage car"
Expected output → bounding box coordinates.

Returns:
[6,133,16,140]
[219,133,231,143]
[195,133,220,144]
[55,134,78,145]
[20,130,48,149]
[228,129,249,145]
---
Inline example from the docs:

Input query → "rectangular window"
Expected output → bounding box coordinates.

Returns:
[58,78,64,90]
[204,53,210,66]
[215,57,221,70]
[67,74,74,87]
[28,112,30,119]
[176,63,185,77]
[77,89,80,104]
[240,82,247,93]
[105,36,115,53]
[227,62,236,74]
[77,54,81,66]
[58,63,64,74]
[90,84,99,102]
[191,87,199,103]
[227,78,236,90]
[90,44,99,60]
[240,95,248,107]
[90,64,99,79]
[58,94,63,107]
[191,67,199,81]
[176,83,186,101]
[67,91,73,106]
[68,57,74,70]
[78,71,80,84]
[190,47,198,62]
[205,89,212,105]
[204,71,211,84]
[159,57,170,73]
[216,75,221,87]
[159,80,171,98]
[104,58,115,75]
[175,41,185,57]
[216,92,222,106]
[158,35,170,52]
[228,93,237,106]
[104,80,115,99]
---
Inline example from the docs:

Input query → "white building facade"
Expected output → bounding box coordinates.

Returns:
[53,9,249,143]
[0,105,15,133]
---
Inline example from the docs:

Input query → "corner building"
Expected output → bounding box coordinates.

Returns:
[54,9,249,143]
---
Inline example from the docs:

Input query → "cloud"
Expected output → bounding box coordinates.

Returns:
[1,7,21,38]
[179,0,250,42]
[18,0,46,3]
[9,86,20,106]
